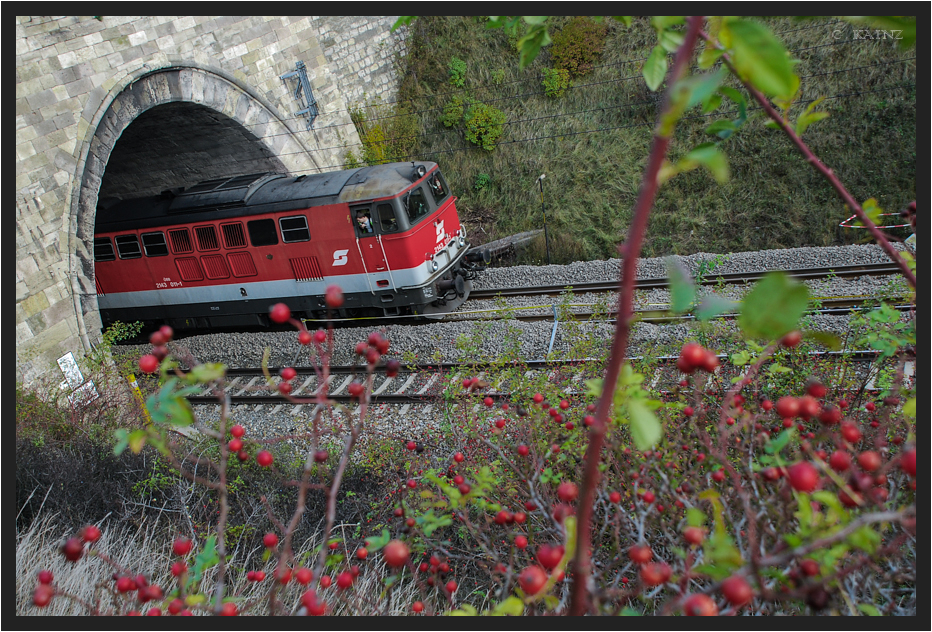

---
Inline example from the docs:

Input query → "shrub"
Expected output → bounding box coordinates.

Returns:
[448,56,468,88]
[542,67,571,98]
[550,16,608,77]
[473,173,492,191]
[463,101,506,150]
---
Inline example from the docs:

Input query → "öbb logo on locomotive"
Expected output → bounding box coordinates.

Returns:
[93,161,489,332]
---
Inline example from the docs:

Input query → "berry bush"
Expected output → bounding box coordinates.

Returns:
[18,15,916,617]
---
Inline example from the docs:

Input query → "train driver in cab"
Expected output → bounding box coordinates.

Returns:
[356,210,373,233]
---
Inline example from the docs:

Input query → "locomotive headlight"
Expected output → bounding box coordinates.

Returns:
[458,235,466,248]
[431,260,439,272]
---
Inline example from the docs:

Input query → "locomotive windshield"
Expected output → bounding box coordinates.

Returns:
[405,187,431,225]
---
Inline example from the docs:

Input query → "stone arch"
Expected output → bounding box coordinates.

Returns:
[69,64,322,346]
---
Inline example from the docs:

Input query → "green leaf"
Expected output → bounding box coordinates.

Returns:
[903,398,915,418]
[765,428,794,455]
[738,272,809,340]
[700,91,723,114]
[805,330,841,351]
[113,429,129,456]
[678,142,730,183]
[686,507,707,527]
[705,119,737,138]
[848,525,881,553]
[643,45,667,92]
[613,16,632,27]
[696,294,738,321]
[517,25,551,69]
[721,18,798,99]
[128,429,147,454]
[698,45,724,69]
[189,362,226,383]
[391,16,417,31]
[627,399,662,451]
[522,16,548,25]
[619,607,641,615]
[188,535,219,587]
[857,603,882,616]
[731,350,752,366]
[665,258,695,314]
[364,528,391,552]
[651,16,685,31]
[490,596,525,616]
[450,604,478,616]
[659,29,685,53]
[718,86,747,123]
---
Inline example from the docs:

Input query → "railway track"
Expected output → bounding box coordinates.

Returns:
[467,262,904,300]
[183,349,897,407]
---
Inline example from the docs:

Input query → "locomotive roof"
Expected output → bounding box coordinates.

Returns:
[95,161,438,233]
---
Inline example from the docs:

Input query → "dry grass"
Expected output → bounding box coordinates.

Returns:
[16,511,442,616]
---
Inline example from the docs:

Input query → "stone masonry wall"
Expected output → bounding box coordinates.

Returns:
[15,15,405,386]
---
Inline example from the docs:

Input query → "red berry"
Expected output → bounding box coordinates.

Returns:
[453,452,465,463]
[386,358,400,377]
[537,544,564,570]
[865,401,876,412]
[517,444,530,457]
[37,570,53,585]
[712,469,726,483]
[458,483,471,495]
[445,580,458,594]
[254,570,266,582]
[761,399,773,411]
[683,593,718,616]
[355,341,367,356]
[559,399,570,410]
[313,329,328,344]
[146,607,162,616]
[238,449,249,462]
[228,438,243,452]
[775,396,799,419]
[807,381,827,398]
[829,451,851,472]
[900,449,916,477]
[171,561,187,577]
[356,547,368,560]
[263,532,279,548]
[61,537,83,561]
[256,450,273,467]
[219,601,238,616]
[781,330,802,347]
[269,302,291,324]
[518,565,548,595]
[679,342,706,372]
[116,576,135,592]
[683,406,694,417]
[683,526,705,546]
[80,524,101,543]
[786,462,820,493]
[383,540,410,568]
[337,571,355,590]
[168,598,184,615]
[514,535,528,549]
[721,575,753,607]
[230,424,245,438]
[628,544,652,565]
[325,285,344,308]
[159,325,174,342]
[818,405,841,425]
[139,354,160,374]
[484,396,494,407]
[412,601,424,613]
[557,481,578,503]
[857,450,882,472]
[173,537,193,556]
[406,440,417,451]
[513,512,527,524]
[348,382,365,397]
[533,393,544,404]
[701,350,720,373]
[281,366,297,381]
[319,575,332,588]
[800,558,819,577]
[642,491,655,504]
[797,395,821,420]
[33,584,54,608]
[609,491,622,504]
[640,561,671,586]
[277,382,292,395]
[407,479,416,489]
[298,330,313,345]
[840,422,862,445]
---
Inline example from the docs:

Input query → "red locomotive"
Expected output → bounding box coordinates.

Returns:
[93,161,487,331]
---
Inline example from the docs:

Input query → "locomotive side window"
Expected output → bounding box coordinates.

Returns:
[141,232,169,257]
[280,216,310,243]
[405,187,430,225]
[194,225,220,251]
[427,172,449,206]
[378,204,398,233]
[220,222,247,249]
[94,237,116,262]
[168,228,193,254]
[115,234,142,259]
[352,206,376,236]
[247,219,279,246]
